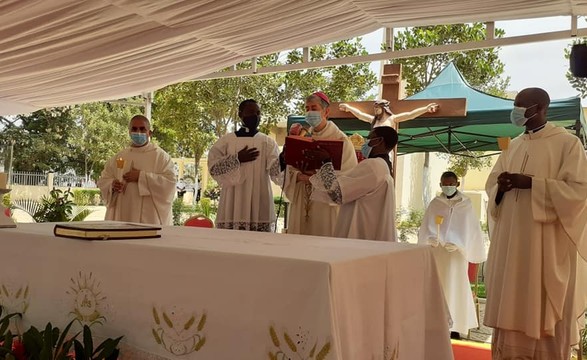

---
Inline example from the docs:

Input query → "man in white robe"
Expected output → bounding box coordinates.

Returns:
[284,92,357,237]
[305,126,397,242]
[485,87,587,359]
[418,171,487,338]
[208,99,283,232]
[98,115,175,226]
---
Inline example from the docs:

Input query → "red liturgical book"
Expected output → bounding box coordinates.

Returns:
[284,136,344,171]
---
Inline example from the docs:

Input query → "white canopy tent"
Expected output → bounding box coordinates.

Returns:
[1,0,586,116]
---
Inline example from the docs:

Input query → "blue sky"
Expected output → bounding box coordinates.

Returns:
[360,16,584,100]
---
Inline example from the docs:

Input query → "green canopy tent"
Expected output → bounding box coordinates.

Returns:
[287,63,585,155]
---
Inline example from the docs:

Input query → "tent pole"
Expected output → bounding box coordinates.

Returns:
[144,92,153,119]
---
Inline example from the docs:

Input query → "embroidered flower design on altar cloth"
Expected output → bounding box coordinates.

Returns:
[66,271,107,326]
[268,325,331,360]
[151,306,207,356]
[0,283,30,315]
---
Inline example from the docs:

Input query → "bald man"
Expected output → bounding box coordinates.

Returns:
[98,115,175,225]
[485,87,587,359]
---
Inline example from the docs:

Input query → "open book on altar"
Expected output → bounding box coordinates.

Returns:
[54,222,161,240]
[284,136,344,171]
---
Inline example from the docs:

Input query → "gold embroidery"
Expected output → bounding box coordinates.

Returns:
[268,325,330,359]
[152,306,207,355]
[304,183,313,222]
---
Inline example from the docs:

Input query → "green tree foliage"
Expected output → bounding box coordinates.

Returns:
[393,23,507,175]
[392,23,510,97]
[154,37,377,176]
[445,153,492,179]
[284,38,378,113]
[0,107,78,173]
[69,101,142,180]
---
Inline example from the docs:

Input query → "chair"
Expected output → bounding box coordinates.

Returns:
[184,215,214,228]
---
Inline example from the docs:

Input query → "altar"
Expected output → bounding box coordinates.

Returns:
[0,223,453,359]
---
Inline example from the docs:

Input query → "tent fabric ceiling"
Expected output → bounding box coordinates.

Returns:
[1,1,586,115]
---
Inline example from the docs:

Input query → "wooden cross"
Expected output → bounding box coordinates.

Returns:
[329,63,467,179]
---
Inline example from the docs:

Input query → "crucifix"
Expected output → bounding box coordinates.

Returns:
[329,63,467,179]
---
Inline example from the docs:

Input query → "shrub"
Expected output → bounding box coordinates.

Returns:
[72,189,102,206]
[396,208,424,242]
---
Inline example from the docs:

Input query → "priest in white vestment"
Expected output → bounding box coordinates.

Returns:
[306,126,397,242]
[418,171,487,337]
[98,115,176,225]
[485,88,587,360]
[208,99,283,232]
[283,92,357,237]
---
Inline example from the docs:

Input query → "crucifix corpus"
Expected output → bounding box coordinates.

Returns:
[329,63,467,179]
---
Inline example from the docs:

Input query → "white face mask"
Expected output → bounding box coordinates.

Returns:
[441,186,457,197]
[305,111,322,127]
[510,104,537,127]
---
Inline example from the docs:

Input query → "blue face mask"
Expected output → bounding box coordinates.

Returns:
[130,132,148,146]
[305,111,323,127]
[510,104,537,127]
[361,142,373,158]
[361,137,381,158]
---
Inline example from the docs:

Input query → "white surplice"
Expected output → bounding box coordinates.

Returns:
[418,192,487,334]
[310,157,396,242]
[97,142,175,225]
[208,132,282,232]
[284,121,358,237]
[485,123,587,358]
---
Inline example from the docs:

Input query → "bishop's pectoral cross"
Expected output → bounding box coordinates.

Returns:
[329,64,467,179]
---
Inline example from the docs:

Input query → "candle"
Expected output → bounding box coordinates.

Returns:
[497,137,511,151]
[435,215,444,241]
[0,173,6,189]
[116,158,125,181]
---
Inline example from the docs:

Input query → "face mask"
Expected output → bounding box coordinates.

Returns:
[305,111,323,127]
[361,137,381,158]
[441,186,457,197]
[361,142,373,158]
[242,115,260,130]
[130,132,148,146]
[510,104,537,127]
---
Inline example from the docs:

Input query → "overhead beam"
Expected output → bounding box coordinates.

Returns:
[195,27,587,80]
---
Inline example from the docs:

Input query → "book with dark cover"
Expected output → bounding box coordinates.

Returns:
[54,222,161,240]
[284,136,344,171]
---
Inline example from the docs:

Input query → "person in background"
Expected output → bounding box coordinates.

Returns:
[418,171,487,339]
[283,91,357,237]
[176,177,186,200]
[97,115,175,225]
[304,126,397,242]
[484,87,587,360]
[208,99,282,232]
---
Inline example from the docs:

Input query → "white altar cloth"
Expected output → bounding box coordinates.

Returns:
[0,222,452,360]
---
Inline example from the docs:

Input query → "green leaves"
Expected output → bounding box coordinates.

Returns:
[393,23,510,97]
[565,37,587,98]
[73,325,122,360]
